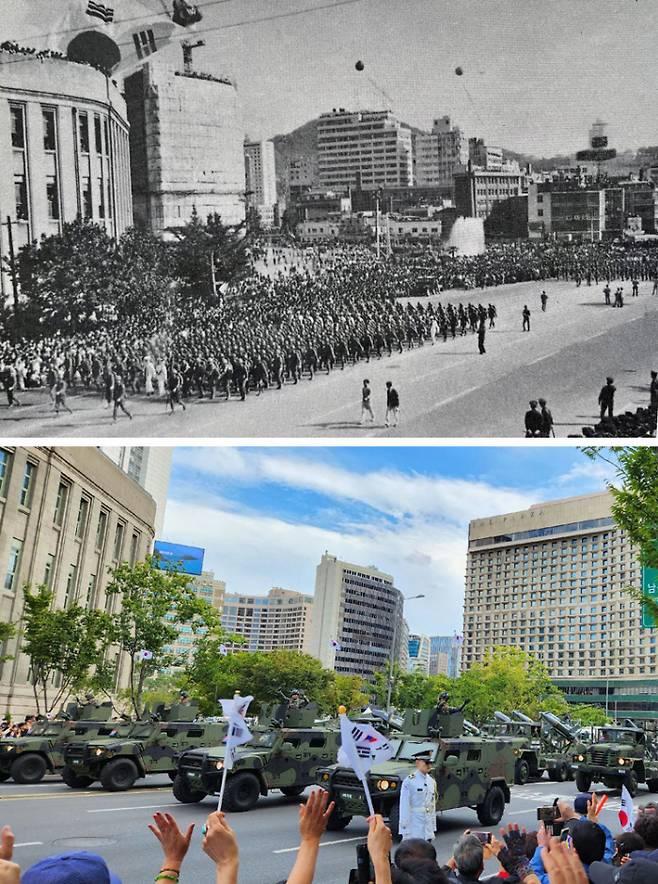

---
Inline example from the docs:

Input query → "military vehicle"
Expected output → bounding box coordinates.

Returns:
[173,699,341,810]
[0,702,117,785]
[61,703,227,791]
[318,709,517,834]
[571,719,658,797]
[484,711,578,785]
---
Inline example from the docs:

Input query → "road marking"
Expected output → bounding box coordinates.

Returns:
[87,802,181,814]
[0,787,171,802]
[14,842,44,848]
[274,836,365,854]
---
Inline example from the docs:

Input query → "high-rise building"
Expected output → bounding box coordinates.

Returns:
[0,50,132,300]
[464,491,658,722]
[407,633,431,674]
[0,447,156,716]
[166,570,226,660]
[309,552,404,678]
[100,447,172,537]
[317,109,413,192]
[244,140,277,225]
[414,115,469,192]
[455,166,525,220]
[429,635,462,677]
[124,50,245,235]
[221,587,313,653]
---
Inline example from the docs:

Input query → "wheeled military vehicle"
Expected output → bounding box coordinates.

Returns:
[0,701,116,785]
[318,709,517,835]
[571,719,658,797]
[486,710,579,784]
[61,703,227,791]
[173,699,341,810]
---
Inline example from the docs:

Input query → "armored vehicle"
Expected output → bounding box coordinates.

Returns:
[571,719,658,796]
[318,709,517,834]
[0,702,116,785]
[486,711,578,784]
[61,703,227,791]
[173,700,341,810]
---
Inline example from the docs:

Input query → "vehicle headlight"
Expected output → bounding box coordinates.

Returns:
[377,779,390,791]
[618,757,625,765]
[215,760,224,770]
[575,754,584,762]
[321,772,330,782]
[4,746,15,753]
[93,748,106,756]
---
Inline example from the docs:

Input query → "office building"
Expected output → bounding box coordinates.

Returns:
[100,447,172,536]
[124,51,245,235]
[414,116,469,192]
[407,633,431,674]
[455,166,525,220]
[469,138,504,172]
[166,570,226,660]
[464,491,658,722]
[309,552,404,678]
[288,155,317,193]
[0,447,156,716]
[429,635,462,677]
[0,50,132,300]
[221,587,313,653]
[317,109,413,191]
[244,140,277,225]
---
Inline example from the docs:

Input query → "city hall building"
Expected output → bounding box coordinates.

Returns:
[0,51,133,300]
[463,492,658,723]
[0,447,156,716]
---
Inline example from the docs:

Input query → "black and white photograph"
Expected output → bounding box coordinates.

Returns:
[1,0,658,437]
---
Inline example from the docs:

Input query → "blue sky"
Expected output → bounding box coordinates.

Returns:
[161,446,617,636]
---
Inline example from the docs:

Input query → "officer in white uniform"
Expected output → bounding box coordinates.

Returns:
[398,750,437,841]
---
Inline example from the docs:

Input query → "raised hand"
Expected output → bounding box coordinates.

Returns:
[299,788,335,844]
[202,811,239,870]
[541,837,588,884]
[148,811,194,870]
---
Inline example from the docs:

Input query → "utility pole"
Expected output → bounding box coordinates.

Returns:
[385,592,424,715]
[2,216,20,336]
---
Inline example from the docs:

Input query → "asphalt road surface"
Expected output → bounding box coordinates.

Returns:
[2,773,651,884]
[2,279,656,439]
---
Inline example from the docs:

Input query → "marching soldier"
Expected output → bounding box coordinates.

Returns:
[399,751,437,841]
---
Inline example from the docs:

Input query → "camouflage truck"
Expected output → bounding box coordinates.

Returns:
[318,709,517,835]
[0,702,117,785]
[61,703,227,791]
[173,700,341,811]
[571,719,658,797]
[485,711,579,784]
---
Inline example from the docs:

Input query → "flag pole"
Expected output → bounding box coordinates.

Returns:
[217,762,229,811]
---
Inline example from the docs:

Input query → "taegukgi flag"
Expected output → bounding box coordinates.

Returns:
[219,694,253,770]
[618,785,635,832]
[337,712,394,816]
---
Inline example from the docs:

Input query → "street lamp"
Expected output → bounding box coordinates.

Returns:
[386,593,425,714]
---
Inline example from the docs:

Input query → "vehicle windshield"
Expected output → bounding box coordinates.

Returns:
[397,740,438,762]
[130,723,157,738]
[252,731,278,748]
[597,729,642,744]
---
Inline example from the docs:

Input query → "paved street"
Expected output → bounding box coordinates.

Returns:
[1,773,650,884]
[1,279,656,439]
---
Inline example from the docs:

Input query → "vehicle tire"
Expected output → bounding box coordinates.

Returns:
[514,759,530,786]
[326,805,352,831]
[388,801,402,841]
[280,785,305,797]
[10,753,47,785]
[99,758,138,792]
[61,766,94,788]
[554,763,569,783]
[575,771,592,792]
[476,785,506,826]
[172,773,206,804]
[624,770,639,798]
[223,772,261,812]
[0,770,10,782]
[646,779,658,793]
[168,771,177,782]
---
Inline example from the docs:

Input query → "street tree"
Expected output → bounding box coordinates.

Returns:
[325,674,370,713]
[0,620,15,666]
[21,585,115,715]
[105,557,221,718]
[570,704,612,727]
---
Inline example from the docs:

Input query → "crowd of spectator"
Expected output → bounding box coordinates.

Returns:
[1,789,657,883]
[0,716,36,739]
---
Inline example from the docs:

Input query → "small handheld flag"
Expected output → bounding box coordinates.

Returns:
[337,708,394,816]
[330,639,342,651]
[219,644,228,657]
[137,649,153,660]
[217,694,253,810]
[618,786,635,832]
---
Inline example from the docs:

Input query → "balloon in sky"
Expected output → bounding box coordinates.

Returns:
[355,59,365,71]
[455,66,463,76]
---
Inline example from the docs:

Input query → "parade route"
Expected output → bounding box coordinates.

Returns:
[2,278,655,439]
[1,774,644,884]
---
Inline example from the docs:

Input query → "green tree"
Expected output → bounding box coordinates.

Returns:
[583,447,658,621]
[105,557,221,718]
[325,674,369,713]
[114,227,174,316]
[21,585,115,715]
[185,647,333,716]
[0,620,15,665]
[569,704,612,727]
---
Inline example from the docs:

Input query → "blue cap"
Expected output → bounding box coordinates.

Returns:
[22,852,122,884]
[574,792,592,815]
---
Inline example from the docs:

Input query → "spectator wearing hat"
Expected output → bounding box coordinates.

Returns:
[599,377,616,420]
[530,818,607,883]
[589,857,658,883]
[21,851,122,884]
